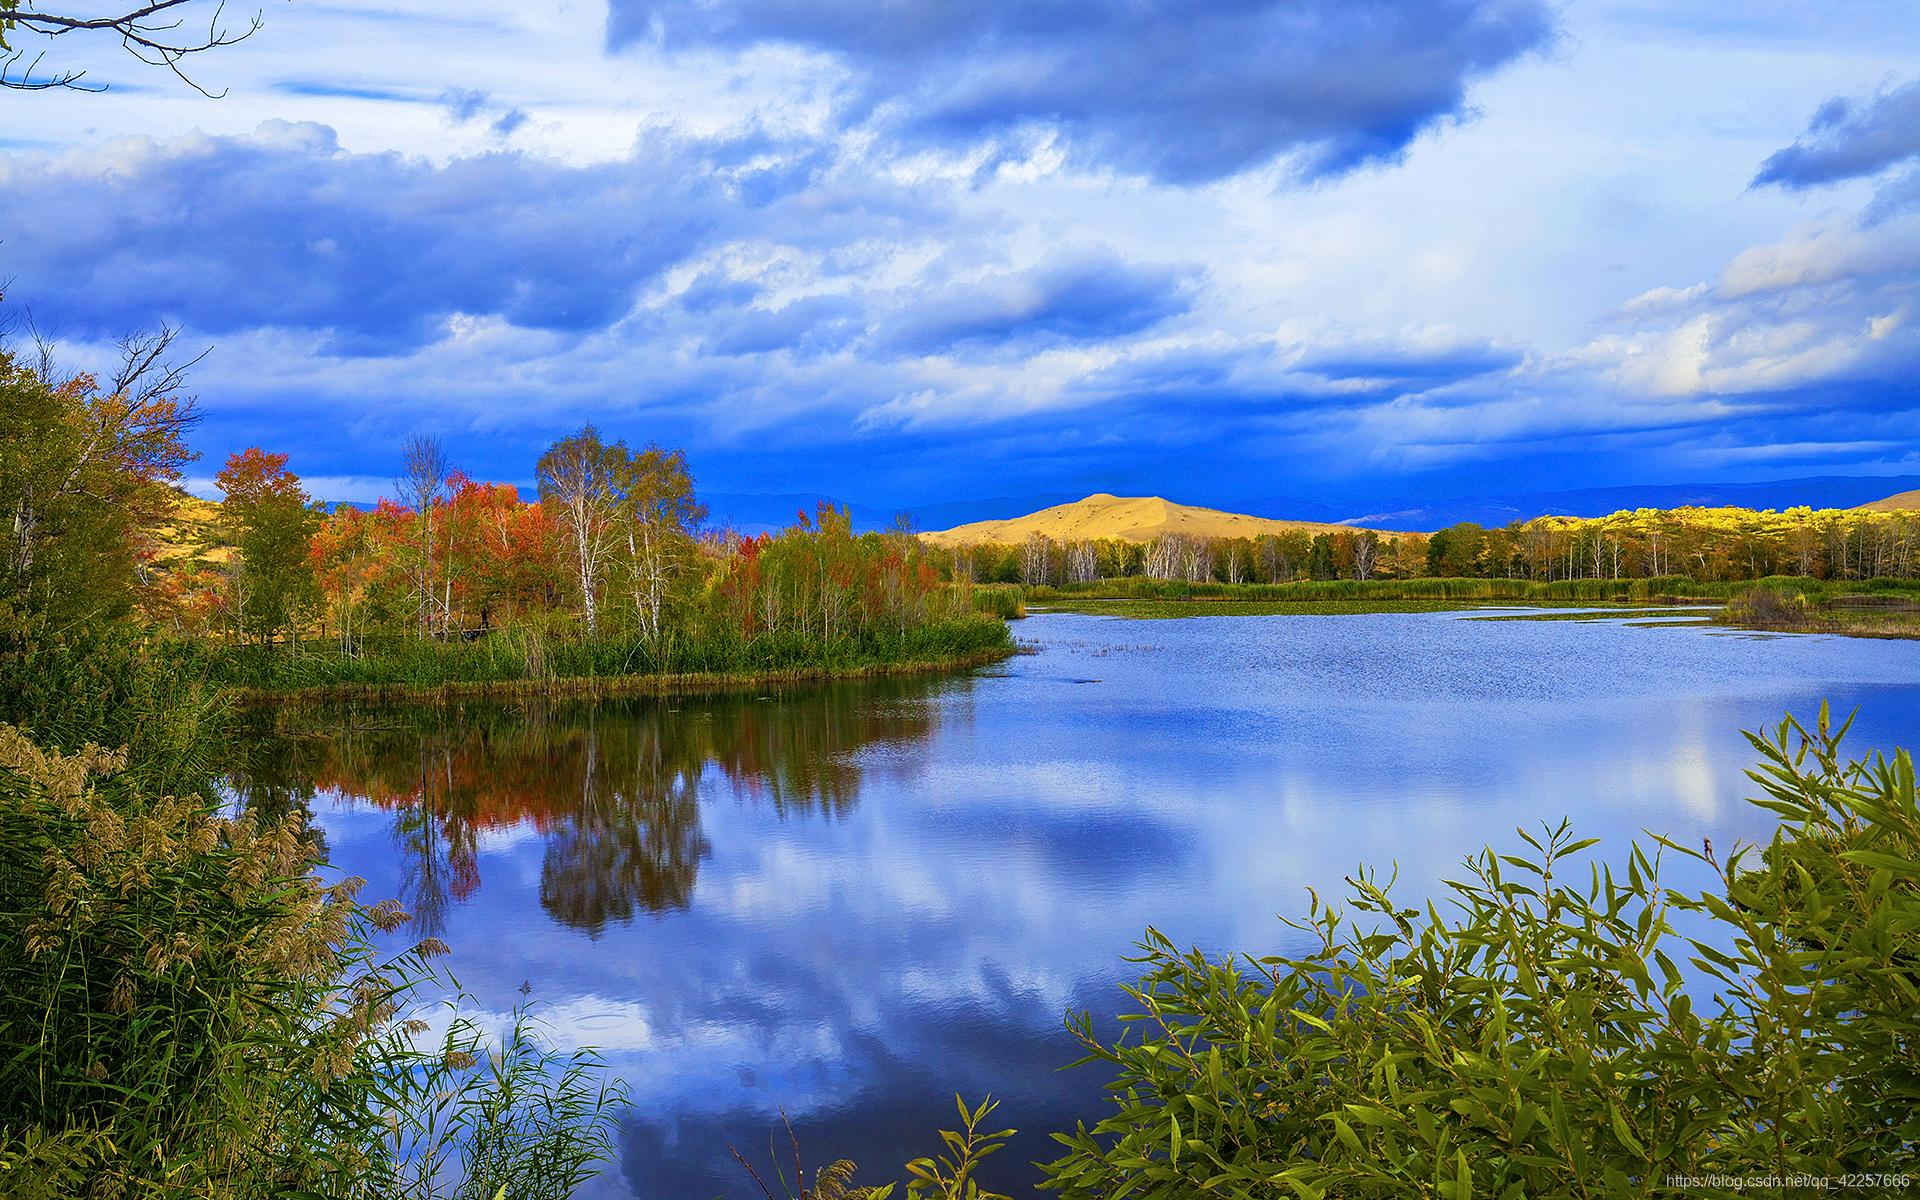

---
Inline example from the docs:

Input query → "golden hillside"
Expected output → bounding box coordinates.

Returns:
[150,487,232,568]
[919,493,1381,547]
[1859,489,1920,512]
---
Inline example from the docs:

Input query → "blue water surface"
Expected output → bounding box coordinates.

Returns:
[292,610,1920,1197]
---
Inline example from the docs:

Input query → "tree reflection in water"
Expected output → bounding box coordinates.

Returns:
[227,680,950,936]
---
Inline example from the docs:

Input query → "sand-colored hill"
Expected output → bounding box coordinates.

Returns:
[919,494,1380,547]
[1859,490,1920,512]
[150,488,231,567]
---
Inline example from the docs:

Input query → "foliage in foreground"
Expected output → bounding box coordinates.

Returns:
[1043,708,1920,1199]
[0,723,624,1198]
[730,1096,1015,1200]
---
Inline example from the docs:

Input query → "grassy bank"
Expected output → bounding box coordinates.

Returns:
[1035,597,1498,618]
[229,645,1018,705]
[1715,584,1920,639]
[1026,574,1920,605]
[1021,576,1920,636]
[195,615,1016,704]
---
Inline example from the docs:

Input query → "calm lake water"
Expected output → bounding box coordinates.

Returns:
[255,609,1920,1198]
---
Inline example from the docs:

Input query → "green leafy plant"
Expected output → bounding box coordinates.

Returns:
[1042,706,1920,1200]
[731,1096,1014,1200]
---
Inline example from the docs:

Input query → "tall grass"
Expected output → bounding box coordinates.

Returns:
[0,629,229,796]
[0,722,625,1198]
[186,615,1014,701]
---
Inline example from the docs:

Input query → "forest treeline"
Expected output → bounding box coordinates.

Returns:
[951,505,1920,586]
[2,334,1009,705]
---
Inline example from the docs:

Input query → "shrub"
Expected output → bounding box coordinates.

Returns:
[1042,707,1920,1199]
[730,1096,1015,1200]
[0,723,624,1198]
[970,587,1026,621]
[1721,585,1819,630]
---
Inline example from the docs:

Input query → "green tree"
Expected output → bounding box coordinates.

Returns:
[0,337,197,644]
[1307,534,1335,581]
[1426,520,1487,577]
[614,444,706,644]
[214,447,320,643]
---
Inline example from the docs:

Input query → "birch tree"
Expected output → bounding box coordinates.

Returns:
[536,427,622,639]
[396,434,451,637]
[615,445,704,644]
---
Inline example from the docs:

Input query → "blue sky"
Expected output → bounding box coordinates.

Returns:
[4,0,1918,524]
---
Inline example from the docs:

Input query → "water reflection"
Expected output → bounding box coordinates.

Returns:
[241,613,1920,1198]
[230,682,947,936]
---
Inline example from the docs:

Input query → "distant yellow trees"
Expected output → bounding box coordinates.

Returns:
[955,506,1918,584]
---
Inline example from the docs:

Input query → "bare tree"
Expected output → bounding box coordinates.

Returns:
[397,434,451,637]
[1067,540,1097,584]
[2,0,262,93]
[537,427,620,639]
[1353,530,1379,581]
[1020,533,1053,586]
[1145,533,1183,580]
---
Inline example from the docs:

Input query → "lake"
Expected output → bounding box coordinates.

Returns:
[252,609,1920,1197]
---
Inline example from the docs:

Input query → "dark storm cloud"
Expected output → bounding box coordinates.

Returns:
[0,122,825,353]
[606,0,1556,184]
[1754,77,1920,189]
[880,253,1194,353]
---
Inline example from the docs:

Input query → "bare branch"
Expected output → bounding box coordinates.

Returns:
[112,324,210,408]
[2,0,263,93]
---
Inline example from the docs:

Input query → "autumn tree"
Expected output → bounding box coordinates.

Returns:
[0,330,198,642]
[214,447,319,643]
[536,427,624,638]
[614,445,705,644]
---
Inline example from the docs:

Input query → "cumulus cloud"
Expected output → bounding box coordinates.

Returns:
[1754,77,1920,190]
[1567,220,1920,403]
[439,87,529,138]
[879,253,1195,354]
[606,0,1555,184]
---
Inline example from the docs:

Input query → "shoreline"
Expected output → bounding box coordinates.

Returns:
[1029,594,1920,640]
[227,644,1020,707]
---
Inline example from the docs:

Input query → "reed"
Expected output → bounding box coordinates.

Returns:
[0,722,625,1198]
[156,615,1014,704]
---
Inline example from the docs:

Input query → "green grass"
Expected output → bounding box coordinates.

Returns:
[1034,597,1497,619]
[1463,606,1716,623]
[1711,583,1920,640]
[1026,575,1920,606]
[189,615,1017,702]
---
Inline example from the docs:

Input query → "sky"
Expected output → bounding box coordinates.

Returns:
[3,0,1919,525]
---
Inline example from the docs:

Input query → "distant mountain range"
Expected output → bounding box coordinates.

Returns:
[710,475,1920,537]
[919,494,1378,546]
[1334,475,1920,531]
